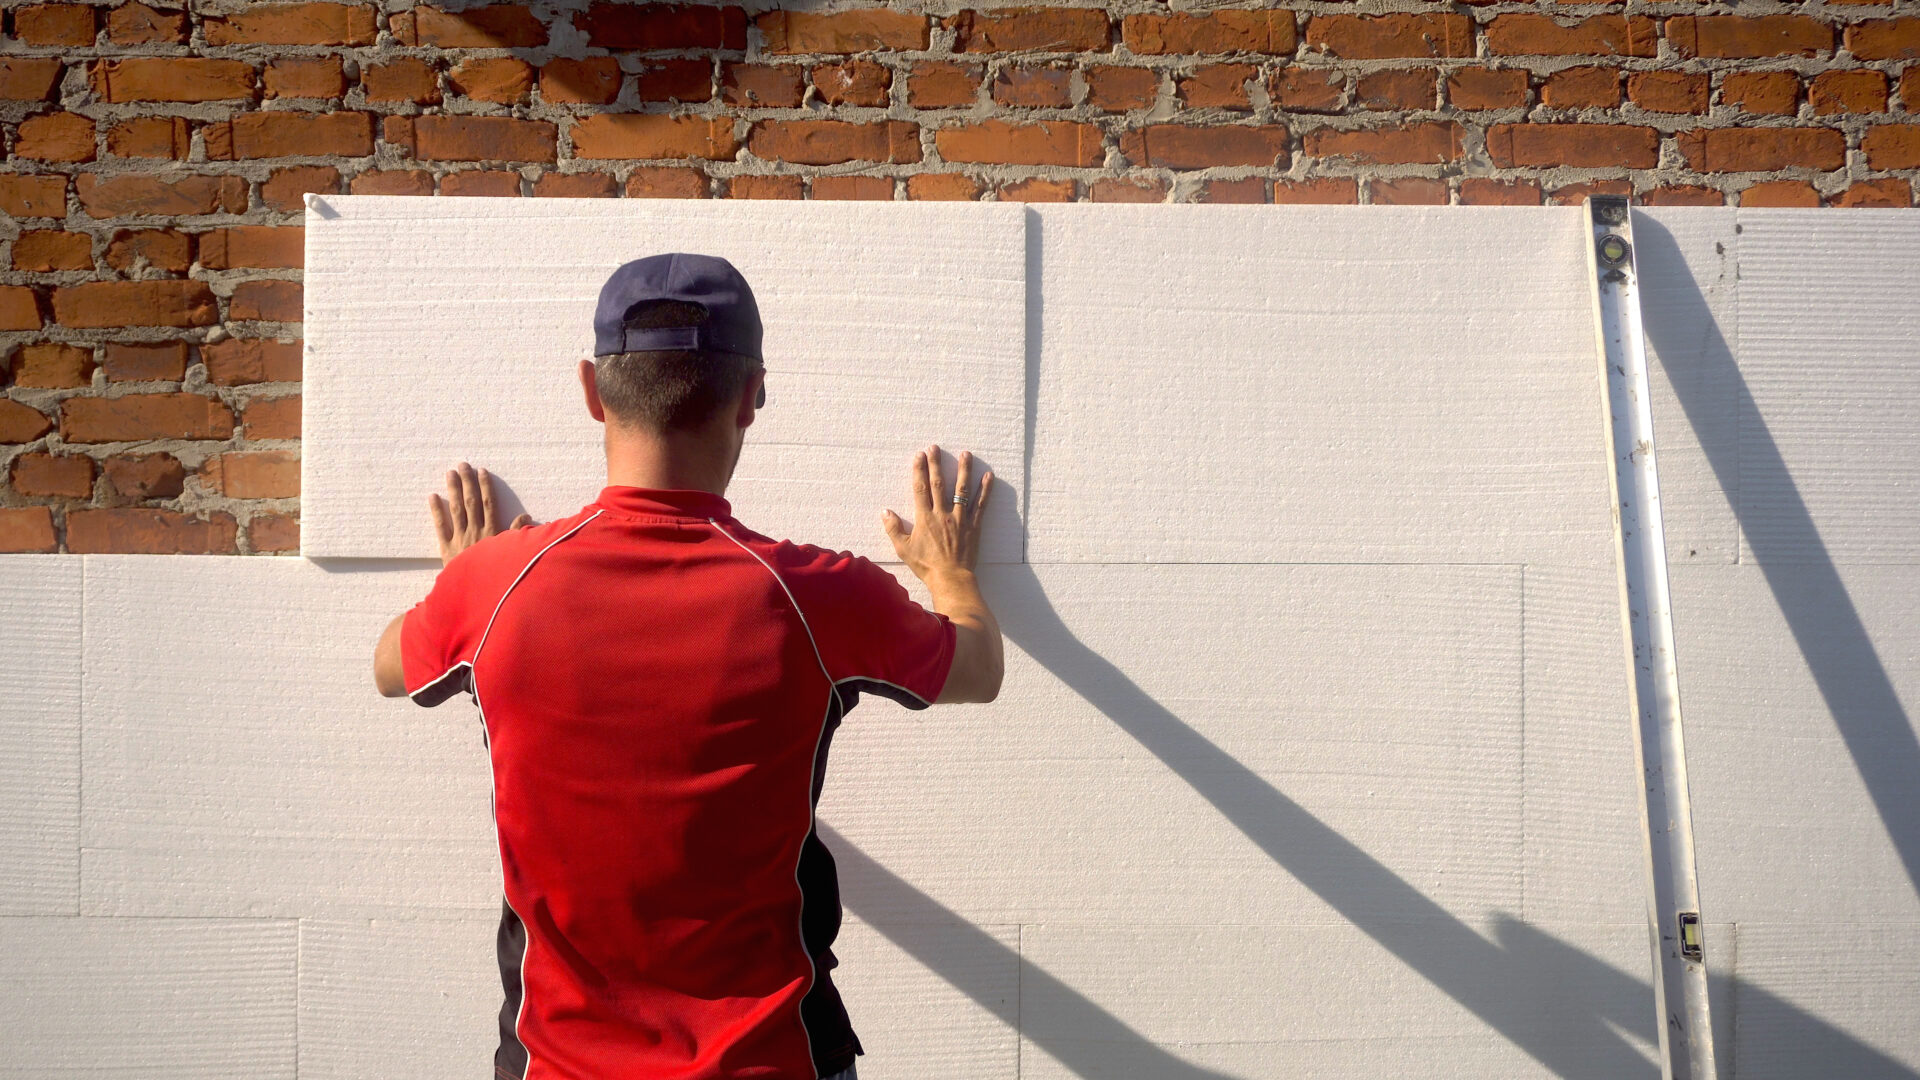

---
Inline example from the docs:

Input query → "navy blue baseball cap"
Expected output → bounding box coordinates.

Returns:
[592,253,764,361]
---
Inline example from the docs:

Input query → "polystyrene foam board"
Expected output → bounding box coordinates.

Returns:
[831,915,1020,1080]
[1734,208,1920,565]
[1725,920,1920,1078]
[819,562,1522,927]
[81,556,500,917]
[298,916,500,1080]
[0,556,80,915]
[302,197,1026,563]
[0,915,295,1078]
[1025,204,1612,565]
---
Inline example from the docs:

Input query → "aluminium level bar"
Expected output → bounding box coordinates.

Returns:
[1582,195,1716,1080]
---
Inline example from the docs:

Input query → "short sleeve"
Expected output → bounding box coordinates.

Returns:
[400,553,488,707]
[789,549,957,710]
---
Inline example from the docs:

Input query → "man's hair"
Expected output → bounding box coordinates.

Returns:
[594,299,763,433]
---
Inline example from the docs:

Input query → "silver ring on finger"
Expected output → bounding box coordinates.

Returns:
[952,493,970,506]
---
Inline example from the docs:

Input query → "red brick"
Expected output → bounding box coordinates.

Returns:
[996,177,1074,202]
[52,280,217,328]
[1198,177,1265,204]
[249,513,299,553]
[66,508,237,554]
[1305,14,1473,59]
[635,59,713,102]
[1835,178,1911,207]
[0,57,63,101]
[993,65,1071,107]
[539,57,621,105]
[626,167,709,198]
[231,280,302,323]
[1542,66,1619,108]
[1355,68,1435,111]
[749,119,920,165]
[1121,10,1292,55]
[1367,177,1448,204]
[10,452,94,497]
[1641,184,1724,206]
[727,174,803,199]
[107,116,192,159]
[1178,64,1257,110]
[1668,15,1832,59]
[1548,179,1633,205]
[0,398,53,442]
[935,119,1103,166]
[0,287,42,331]
[103,452,186,497]
[362,58,441,104]
[1089,176,1165,203]
[59,393,233,442]
[107,2,186,45]
[89,57,256,103]
[201,450,299,498]
[8,342,93,387]
[1084,65,1154,111]
[1629,71,1709,114]
[261,165,339,212]
[349,169,434,196]
[15,112,95,162]
[386,115,558,163]
[0,175,66,218]
[1809,70,1888,114]
[207,111,374,159]
[1485,14,1655,57]
[1302,121,1465,164]
[811,175,893,200]
[580,3,746,50]
[265,57,346,100]
[532,171,619,198]
[449,57,534,104]
[1272,177,1357,204]
[204,3,377,45]
[905,173,982,201]
[1270,67,1345,112]
[1448,67,1527,110]
[0,507,56,553]
[814,60,891,106]
[11,230,93,272]
[100,341,189,383]
[721,63,801,107]
[440,169,521,197]
[199,226,304,270]
[1677,127,1847,171]
[202,338,303,385]
[1721,71,1799,115]
[1862,124,1920,169]
[1460,177,1542,205]
[948,7,1108,53]
[756,8,921,53]
[1120,123,1289,168]
[572,114,738,160]
[13,3,95,46]
[392,3,545,47]
[1486,123,1659,168]
[104,229,191,273]
[1846,19,1920,61]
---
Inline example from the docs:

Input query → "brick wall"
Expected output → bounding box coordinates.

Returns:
[2,0,1917,555]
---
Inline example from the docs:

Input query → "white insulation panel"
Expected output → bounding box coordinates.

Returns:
[0,556,81,914]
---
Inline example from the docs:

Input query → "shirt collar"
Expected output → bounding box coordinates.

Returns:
[592,485,733,521]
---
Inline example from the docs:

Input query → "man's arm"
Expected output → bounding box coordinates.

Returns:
[881,445,1004,704]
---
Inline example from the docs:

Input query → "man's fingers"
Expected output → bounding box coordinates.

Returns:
[444,469,467,533]
[911,451,933,516]
[459,463,483,533]
[973,470,993,524]
[954,450,973,515]
[479,467,499,534]
[924,444,948,511]
[511,513,532,529]
[429,493,452,545]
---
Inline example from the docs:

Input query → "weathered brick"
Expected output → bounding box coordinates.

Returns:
[1302,121,1465,164]
[532,170,619,198]
[810,175,893,200]
[1668,15,1832,59]
[1121,10,1291,55]
[386,115,558,163]
[1273,177,1357,204]
[1084,65,1154,111]
[1448,67,1527,110]
[201,337,302,385]
[948,7,1108,53]
[579,3,746,50]
[1542,66,1620,109]
[632,59,712,103]
[993,65,1072,108]
[1628,71,1710,114]
[249,513,300,553]
[393,3,547,47]
[261,165,339,212]
[1369,177,1449,205]
[201,451,299,497]
[1270,67,1345,112]
[107,2,187,45]
[231,280,302,323]
[722,63,802,107]
[749,119,921,165]
[1119,123,1289,168]
[0,507,56,553]
[1198,177,1266,204]
[1487,123,1658,168]
[1809,69,1887,114]
[265,57,346,100]
[243,395,302,440]
[1460,177,1542,205]
[104,228,192,273]
[11,230,93,272]
[572,114,738,160]
[905,172,983,201]
[1721,71,1799,115]
[103,452,186,497]
[207,111,374,159]
[60,393,234,442]
[1178,63,1257,110]
[755,9,922,54]
[66,509,237,554]
[15,112,95,162]
[0,175,67,217]
[1305,14,1473,60]
[540,57,621,105]
[1548,179,1632,205]
[1846,19,1920,61]
[0,287,42,331]
[0,398,53,442]
[934,118,1103,166]
[814,60,892,107]
[0,57,63,101]
[90,57,257,102]
[1485,15,1656,57]
[8,341,93,387]
[1834,178,1911,207]
[626,167,709,198]
[1862,124,1920,169]
[727,174,803,199]
[450,57,535,104]
[13,3,96,46]
[1355,68,1435,111]
[1677,127,1847,171]
[349,169,434,196]
[362,57,441,104]
[440,169,521,197]
[204,3,377,45]
[106,116,193,158]
[199,226,304,270]
[1089,176,1165,203]
[997,177,1074,201]
[52,280,218,327]
[10,452,94,497]
[1641,185,1725,207]
[100,341,189,383]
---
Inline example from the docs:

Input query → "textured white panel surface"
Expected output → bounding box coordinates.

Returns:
[82,556,499,917]
[0,915,295,1078]
[302,197,1026,563]
[1722,921,1920,1078]
[1026,204,1610,565]
[0,556,80,915]
[821,562,1522,926]
[833,916,1021,1080]
[299,916,500,1080]
[1734,208,1920,565]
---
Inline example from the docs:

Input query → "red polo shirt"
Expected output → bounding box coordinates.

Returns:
[400,485,957,1080]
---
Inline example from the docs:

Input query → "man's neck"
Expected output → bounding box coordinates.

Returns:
[603,423,734,496]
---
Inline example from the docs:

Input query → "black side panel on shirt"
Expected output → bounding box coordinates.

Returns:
[799,692,863,1075]
[494,896,530,1080]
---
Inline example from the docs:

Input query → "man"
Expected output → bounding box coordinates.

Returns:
[369,252,1005,1080]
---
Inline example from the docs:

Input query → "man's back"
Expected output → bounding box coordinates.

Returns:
[401,485,956,1080]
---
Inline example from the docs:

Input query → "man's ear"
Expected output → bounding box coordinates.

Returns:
[579,358,606,424]
[735,367,765,429]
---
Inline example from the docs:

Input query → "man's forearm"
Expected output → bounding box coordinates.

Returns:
[927,568,1003,700]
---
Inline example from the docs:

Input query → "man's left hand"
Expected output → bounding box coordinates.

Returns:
[430,462,533,566]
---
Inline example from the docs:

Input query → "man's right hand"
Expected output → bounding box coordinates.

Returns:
[881,444,991,582]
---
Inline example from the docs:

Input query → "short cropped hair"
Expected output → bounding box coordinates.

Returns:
[593,299,763,433]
